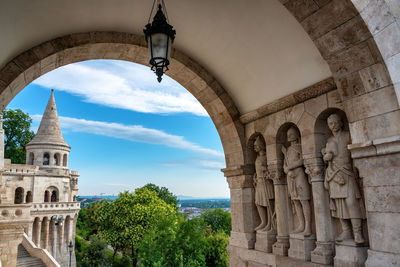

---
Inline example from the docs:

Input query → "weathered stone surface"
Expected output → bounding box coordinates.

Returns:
[284,0,319,21]
[365,249,400,267]
[334,242,368,266]
[359,63,392,92]
[361,0,395,35]
[365,185,400,212]
[315,15,371,59]
[368,212,400,253]
[335,71,366,100]
[301,0,358,40]
[386,51,400,84]
[289,234,316,261]
[255,231,277,253]
[375,21,400,59]
[344,86,399,122]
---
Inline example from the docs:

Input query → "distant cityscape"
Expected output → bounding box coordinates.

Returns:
[77,195,231,219]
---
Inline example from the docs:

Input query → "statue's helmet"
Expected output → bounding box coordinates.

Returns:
[254,135,265,150]
[287,126,299,142]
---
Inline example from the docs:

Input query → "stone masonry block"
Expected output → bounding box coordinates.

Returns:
[304,94,327,118]
[384,0,400,18]
[315,15,371,59]
[375,21,400,59]
[344,86,399,122]
[284,0,319,22]
[301,0,358,40]
[365,185,400,213]
[359,63,392,92]
[368,212,400,253]
[327,89,343,109]
[361,0,395,35]
[285,103,305,124]
[386,52,400,84]
[328,40,377,77]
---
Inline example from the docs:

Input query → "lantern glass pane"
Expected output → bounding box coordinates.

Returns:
[150,33,169,64]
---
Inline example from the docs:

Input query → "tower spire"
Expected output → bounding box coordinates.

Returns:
[27,90,69,147]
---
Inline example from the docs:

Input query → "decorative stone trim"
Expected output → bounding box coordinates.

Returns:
[240,77,336,124]
[349,135,400,159]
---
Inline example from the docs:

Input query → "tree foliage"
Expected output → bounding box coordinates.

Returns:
[3,109,35,164]
[95,189,176,266]
[200,208,232,235]
[80,236,111,267]
[139,183,179,208]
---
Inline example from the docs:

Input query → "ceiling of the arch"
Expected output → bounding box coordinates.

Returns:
[0,0,331,114]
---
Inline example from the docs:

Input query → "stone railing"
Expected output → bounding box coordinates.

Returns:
[3,164,39,175]
[31,202,80,213]
[22,233,60,267]
[0,203,32,222]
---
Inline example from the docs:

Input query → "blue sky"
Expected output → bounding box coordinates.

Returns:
[8,60,229,198]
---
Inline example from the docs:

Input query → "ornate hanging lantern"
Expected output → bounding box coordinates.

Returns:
[143,0,176,82]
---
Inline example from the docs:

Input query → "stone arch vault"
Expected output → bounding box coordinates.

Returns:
[0,0,400,266]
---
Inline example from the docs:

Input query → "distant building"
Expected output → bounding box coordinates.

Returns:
[0,90,80,266]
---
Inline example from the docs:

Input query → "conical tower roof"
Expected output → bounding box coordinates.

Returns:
[27,89,69,148]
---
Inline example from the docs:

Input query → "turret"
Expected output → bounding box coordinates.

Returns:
[25,90,70,168]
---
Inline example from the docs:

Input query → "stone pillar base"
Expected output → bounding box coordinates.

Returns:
[288,233,316,261]
[334,241,368,267]
[311,241,334,265]
[254,230,277,253]
[365,249,400,267]
[272,235,289,256]
[230,231,256,249]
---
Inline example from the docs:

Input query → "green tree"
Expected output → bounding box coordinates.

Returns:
[204,230,229,267]
[80,236,111,267]
[76,202,103,239]
[95,189,176,267]
[138,215,207,267]
[139,183,179,208]
[200,208,232,235]
[3,109,35,164]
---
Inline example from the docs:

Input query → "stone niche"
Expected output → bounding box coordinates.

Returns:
[236,88,371,267]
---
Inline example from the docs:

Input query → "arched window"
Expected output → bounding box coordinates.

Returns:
[25,191,33,203]
[14,187,24,204]
[43,153,50,165]
[28,153,34,165]
[73,195,77,202]
[51,190,58,202]
[63,154,68,167]
[44,190,50,202]
[54,153,60,166]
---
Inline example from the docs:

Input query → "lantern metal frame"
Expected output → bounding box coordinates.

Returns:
[143,0,176,82]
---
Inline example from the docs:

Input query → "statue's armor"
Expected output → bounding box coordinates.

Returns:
[286,144,310,201]
[324,130,365,219]
[254,153,274,207]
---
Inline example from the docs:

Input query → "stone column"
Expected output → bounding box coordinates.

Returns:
[222,165,257,266]
[35,219,42,247]
[58,218,65,253]
[350,141,400,267]
[269,162,291,256]
[42,218,50,251]
[305,158,335,265]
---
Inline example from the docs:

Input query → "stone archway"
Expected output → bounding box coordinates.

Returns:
[0,32,246,168]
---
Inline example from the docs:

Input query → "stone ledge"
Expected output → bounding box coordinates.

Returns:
[349,135,400,158]
[240,78,336,124]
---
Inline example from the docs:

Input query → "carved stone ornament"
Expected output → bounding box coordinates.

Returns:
[322,113,366,244]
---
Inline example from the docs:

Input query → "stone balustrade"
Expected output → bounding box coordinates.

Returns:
[31,202,80,213]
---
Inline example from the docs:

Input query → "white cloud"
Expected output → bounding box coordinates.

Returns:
[32,60,208,116]
[32,114,223,158]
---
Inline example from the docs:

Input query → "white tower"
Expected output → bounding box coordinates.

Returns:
[25,89,70,168]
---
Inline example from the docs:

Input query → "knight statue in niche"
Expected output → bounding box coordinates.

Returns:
[282,127,312,236]
[253,136,275,232]
[322,113,366,244]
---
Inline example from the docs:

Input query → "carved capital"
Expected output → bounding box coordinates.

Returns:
[305,164,325,183]
[267,165,286,185]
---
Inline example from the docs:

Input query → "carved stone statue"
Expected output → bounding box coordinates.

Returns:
[253,136,275,232]
[282,127,312,236]
[322,113,366,244]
